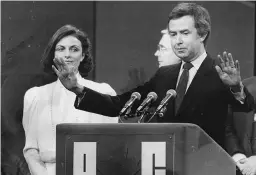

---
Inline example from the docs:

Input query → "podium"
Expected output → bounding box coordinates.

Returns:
[56,123,236,175]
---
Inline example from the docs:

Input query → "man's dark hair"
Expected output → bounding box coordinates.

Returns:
[168,2,211,46]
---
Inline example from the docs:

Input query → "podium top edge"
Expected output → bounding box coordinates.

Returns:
[56,123,203,134]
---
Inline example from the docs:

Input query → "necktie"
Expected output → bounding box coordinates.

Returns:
[175,62,193,115]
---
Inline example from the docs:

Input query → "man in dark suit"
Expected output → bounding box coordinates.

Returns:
[52,2,254,149]
[226,76,256,175]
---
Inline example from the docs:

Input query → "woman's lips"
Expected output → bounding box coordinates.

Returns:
[65,61,73,64]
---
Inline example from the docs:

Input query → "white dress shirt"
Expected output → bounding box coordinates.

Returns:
[176,52,207,92]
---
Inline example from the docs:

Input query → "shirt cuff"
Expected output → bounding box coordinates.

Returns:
[232,153,247,163]
[76,88,86,107]
[230,82,246,104]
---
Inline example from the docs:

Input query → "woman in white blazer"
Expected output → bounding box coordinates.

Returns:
[22,24,118,175]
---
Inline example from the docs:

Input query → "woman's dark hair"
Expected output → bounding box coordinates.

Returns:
[41,24,93,77]
[168,2,211,46]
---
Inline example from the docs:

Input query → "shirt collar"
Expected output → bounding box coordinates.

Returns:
[181,51,207,71]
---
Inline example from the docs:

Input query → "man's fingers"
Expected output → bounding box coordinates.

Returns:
[59,57,69,70]
[235,60,240,73]
[223,51,229,67]
[54,57,61,64]
[52,65,60,77]
[53,57,63,71]
[59,57,65,65]
[243,168,253,175]
[53,58,59,69]
[54,57,68,71]
[218,55,225,70]
[215,65,223,77]
[228,53,235,67]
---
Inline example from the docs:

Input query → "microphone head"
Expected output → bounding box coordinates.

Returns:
[166,89,177,97]
[131,92,141,100]
[148,92,158,101]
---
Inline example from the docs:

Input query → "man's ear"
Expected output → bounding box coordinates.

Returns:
[200,33,208,43]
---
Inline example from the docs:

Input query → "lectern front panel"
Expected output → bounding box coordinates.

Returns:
[56,123,235,175]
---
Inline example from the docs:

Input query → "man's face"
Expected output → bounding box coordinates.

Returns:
[168,15,205,62]
[154,33,181,67]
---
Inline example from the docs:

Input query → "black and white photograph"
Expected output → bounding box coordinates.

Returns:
[1,1,255,175]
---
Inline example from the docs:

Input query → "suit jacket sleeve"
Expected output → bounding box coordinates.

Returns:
[226,84,255,113]
[74,68,161,117]
[225,104,245,156]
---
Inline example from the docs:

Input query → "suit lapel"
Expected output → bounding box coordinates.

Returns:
[175,55,214,116]
[155,63,181,121]
[162,62,181,90]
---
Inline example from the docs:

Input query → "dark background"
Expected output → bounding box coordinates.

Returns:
[1,1,255,175]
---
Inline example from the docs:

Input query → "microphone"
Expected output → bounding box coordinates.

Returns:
[119,92,141,116]
[155,89,177,115]
[136,92,158,116]
[146,90,176,123]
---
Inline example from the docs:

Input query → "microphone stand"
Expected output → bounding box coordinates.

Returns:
[118,107,137,123]
[137,106,150,123]
[147,106,167,123]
